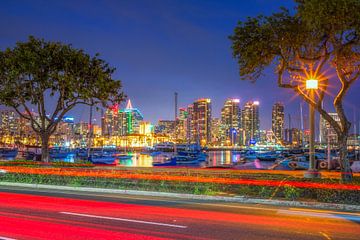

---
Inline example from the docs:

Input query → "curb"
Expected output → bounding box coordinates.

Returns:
[1,181,359,212]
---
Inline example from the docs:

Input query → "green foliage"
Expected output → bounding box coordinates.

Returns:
[0,36,125,161]
[259,186,275,198]
[230,0,360,181]
[0,36,124,111]
[230,0,360,82]
[283,185,302,201]
[0,173,359,204]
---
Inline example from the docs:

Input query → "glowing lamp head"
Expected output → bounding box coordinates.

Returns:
[306,79,318,90]
[253,101,260,106]
[232,99,240,103]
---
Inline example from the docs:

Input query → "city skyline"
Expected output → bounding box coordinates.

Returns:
[1,0,359,130]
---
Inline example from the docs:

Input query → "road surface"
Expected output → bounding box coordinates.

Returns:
[0,186,359,240]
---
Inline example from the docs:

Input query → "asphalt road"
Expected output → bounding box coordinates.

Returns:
[0,186,359,240]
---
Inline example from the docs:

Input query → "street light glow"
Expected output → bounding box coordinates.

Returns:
[306,79,318,90]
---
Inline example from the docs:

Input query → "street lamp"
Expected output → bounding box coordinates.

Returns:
[304,78,321,178]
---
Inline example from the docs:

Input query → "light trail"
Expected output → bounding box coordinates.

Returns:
[60,212,188,229]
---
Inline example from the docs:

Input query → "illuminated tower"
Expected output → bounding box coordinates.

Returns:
[271,102,284,144]
[221,99,241,145]
[191,98,212,146]
[118,99,144,135]
[241,101,260,145]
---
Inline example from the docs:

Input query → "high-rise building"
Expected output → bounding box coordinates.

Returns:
[101,99,143,136]
[0,110,18,135]
[241,101,260,145]
[155,120,176,139]
[118,99,144,135]
[221,99,241,145]
[211,118,222,145]
[271,102,284,144]
[319,113,341,145]
[186,104,194,143]
[54,116,75,144]
[284,128,303,146]
[102,105,119,136]
[175,108,188,143]
[191,98,212,146]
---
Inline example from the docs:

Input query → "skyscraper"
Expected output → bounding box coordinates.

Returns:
[319,113,341,145]
[175,108,188,143]
[102,105,119,136]
[186,104,194,143]
[211,118,222,145]
[241,101,260,145]
[155,120,176,139]
[118,99,144,135]
[221,99,241,145]
[191,98,212,146]
[272,102,284,144]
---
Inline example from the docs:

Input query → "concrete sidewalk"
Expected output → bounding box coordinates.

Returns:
[1,181,359,212]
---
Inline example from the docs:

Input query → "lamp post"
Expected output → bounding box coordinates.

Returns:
[304,79,321,178]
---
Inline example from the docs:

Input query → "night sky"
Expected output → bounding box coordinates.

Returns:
[0,0,359,132]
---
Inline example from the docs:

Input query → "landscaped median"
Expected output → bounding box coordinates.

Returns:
[0,160,359,205]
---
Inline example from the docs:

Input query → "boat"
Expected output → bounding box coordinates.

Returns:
[175,155,205,165]
[177,150,207,160]
[0,148,18,160]
[240,151,257,161]
[153,142,175,152]
[153,158,177,167]
[256,152,280,161]
[153,153,206,167]
[88,154,116,164]
[49,148,74,159]
[277,156,309,170]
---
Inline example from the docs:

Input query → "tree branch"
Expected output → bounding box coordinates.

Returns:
[295,85,342,135]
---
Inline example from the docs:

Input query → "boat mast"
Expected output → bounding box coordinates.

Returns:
[87,104,93,159]
[300,102,304,148]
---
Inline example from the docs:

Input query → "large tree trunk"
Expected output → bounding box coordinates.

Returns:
[338,134,352,182]
[41,133,50,163]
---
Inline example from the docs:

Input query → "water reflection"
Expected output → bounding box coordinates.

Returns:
[57,151,279,170]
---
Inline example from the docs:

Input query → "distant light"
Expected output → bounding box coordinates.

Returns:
[306,79,318,90]
[253,101,260,105]
[197,98,211,103]
[232,99,240,103]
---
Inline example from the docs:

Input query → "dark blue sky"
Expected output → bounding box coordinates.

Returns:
[0,0,359,130]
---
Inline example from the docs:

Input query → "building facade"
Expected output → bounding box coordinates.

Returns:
[241,101,260,145]
[271,102,284,144]
[221,99,241,146]
[155,120,176,139]
[319,113,341,146]
[191,99,212,146]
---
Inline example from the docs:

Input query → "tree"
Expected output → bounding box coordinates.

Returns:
[0,36,124,162]
[230,0,360,182]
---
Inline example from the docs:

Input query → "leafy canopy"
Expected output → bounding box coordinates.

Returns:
[230,0,360,134]
[0,36,124,133]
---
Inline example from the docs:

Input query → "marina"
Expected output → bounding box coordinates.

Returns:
[1,146,359,172]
